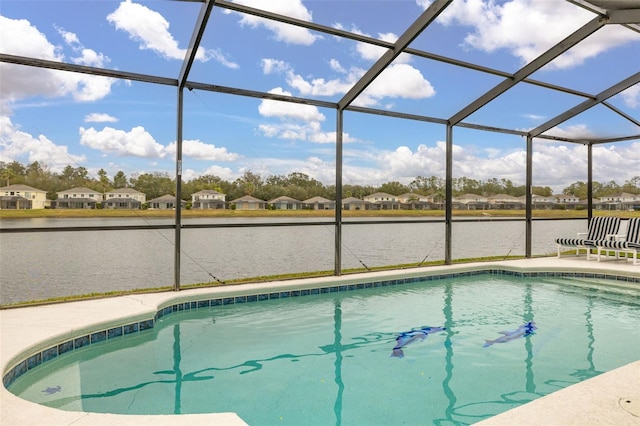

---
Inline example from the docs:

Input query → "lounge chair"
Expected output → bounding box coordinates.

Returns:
[595,218,640,265]
[556,216,621,260]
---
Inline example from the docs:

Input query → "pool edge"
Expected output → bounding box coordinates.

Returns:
[2,258,639,426]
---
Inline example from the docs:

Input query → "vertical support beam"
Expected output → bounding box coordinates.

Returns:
[445,124,453,264]
[334,110,344,275]
[587,143,593,219]
[525,136,533,258]
[174,87,184,291]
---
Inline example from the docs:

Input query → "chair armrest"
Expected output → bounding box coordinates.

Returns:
[577,232,587,237]
[607,233,625,241]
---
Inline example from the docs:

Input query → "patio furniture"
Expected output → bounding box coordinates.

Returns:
[556,216,621,260]
[595,218,640,265]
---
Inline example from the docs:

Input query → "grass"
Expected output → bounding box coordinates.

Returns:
[0,254,533,308]
[1,208,637,220]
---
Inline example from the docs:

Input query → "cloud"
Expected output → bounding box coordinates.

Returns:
[166,139,240,161]
[263,58,435,107]
[619,84,640,109]
[228,0,318,45]
[255,88,361,144]
[0,116,86,170]
[0,16,115,103]
[356,63,436,107]
[258,88,326,121]
[85,113,118,123]
[79,126,166,158]
[334,24,412,65]
[107,0,238,68]
[425,0,639,69]
[543,124,596,139]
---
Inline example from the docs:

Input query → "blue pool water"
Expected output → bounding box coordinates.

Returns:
[7,275,640,425]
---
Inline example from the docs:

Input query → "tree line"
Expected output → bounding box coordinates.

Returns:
[1,160,639,202]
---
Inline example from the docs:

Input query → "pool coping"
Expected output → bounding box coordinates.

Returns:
[2,257,639,425]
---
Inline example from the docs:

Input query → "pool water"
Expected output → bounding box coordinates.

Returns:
[8,275,640,425]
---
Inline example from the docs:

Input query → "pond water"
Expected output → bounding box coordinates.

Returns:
[8,274,640,425]
[0,217,586,305]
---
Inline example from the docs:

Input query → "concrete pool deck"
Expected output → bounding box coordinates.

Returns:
[2,257,639,425]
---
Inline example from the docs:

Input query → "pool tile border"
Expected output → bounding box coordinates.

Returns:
[3,269,639,389]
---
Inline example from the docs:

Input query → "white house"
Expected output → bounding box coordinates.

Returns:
[54,187,102,209]
[191,189,226,209]
[103,188,146,209]
[0,184,48,209]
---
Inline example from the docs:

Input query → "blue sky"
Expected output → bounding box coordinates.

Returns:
[1,0,639,194]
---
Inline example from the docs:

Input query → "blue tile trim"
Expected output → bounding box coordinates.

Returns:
[4,269,639,389]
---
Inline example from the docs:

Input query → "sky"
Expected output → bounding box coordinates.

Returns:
[1,0,639,194]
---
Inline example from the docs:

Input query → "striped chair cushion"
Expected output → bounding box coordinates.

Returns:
[595,218,640,249]
[586,216,621,240]
[556,217,621,247]
[555,237,597,247]
[596,240,640,249]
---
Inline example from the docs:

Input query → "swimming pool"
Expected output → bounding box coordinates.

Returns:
[5,271,640,425]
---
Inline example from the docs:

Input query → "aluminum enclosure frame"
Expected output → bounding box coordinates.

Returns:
[2,0,639,291]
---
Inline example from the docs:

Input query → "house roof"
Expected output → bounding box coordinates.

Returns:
[106,188,144,195]
[230,195,265,203]
[342,197,370,203]
[268,196,302,203]
[57,187,101,194]
[0,184,46,192]
[303,196,333,203]
[147,194,183,203]
[192,189,224,195]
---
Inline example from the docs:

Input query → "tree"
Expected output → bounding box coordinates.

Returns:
[622,176,640,194]
[0,161,26,185]
[234,171,264,196]
[97,169,111,191]
[113,171,128,188]
[378,181,409,195]
[130,172,175,200]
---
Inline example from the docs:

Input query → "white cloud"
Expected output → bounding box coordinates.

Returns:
[619,84,640,109]
[263,58,434,107]
[79,126,166,158]
[85,113,118,123]
[166,139,240,161]
[356,63,436,107]
[107,0,238,68]
[0,16,115,103]
[0,116,86,171]
[426,0,639,69]
[228,0,318,45]
[258,88,326,122]
[543,124,596,139]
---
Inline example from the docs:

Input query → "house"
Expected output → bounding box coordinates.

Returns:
[230,195,266,210]
[53,187,102,209]
[525,194,556,210]
[103,188,146,209]
[268,196,302,210]
[191,189,226,209]
[0,184,48,209]
[396,192,436,210]
[147,194,185,210]
[599,192,640,211]
[363,192,400,210]
[342,197,371,211]
[554,194,580,205]
[454,193,489,210]
[488,194,524,210]
[303,196,335,210]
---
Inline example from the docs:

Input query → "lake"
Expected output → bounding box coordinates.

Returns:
[0,217,585,305]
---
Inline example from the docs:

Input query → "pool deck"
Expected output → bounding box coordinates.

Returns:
[2,256,639,426]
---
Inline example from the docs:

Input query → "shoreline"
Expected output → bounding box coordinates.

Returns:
[1,209,637,220]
